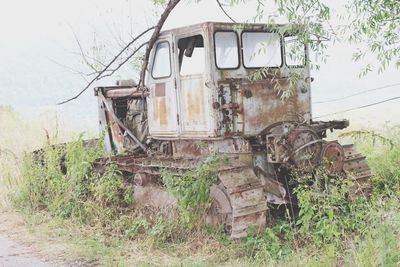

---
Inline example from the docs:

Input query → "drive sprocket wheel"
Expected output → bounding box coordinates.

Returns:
[319,142,373,198]
[320,141,345,174]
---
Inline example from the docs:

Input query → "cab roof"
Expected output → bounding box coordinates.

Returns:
[159,21,291,37]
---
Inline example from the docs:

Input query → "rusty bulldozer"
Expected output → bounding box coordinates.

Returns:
[85,22,372,239]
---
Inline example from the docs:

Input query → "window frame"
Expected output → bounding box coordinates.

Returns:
[283,34,307,68]
[151,41,172,79]
[241,30,284,69]
[213,30,240,70]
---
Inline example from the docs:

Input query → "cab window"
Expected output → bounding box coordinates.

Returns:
[242,32,282,68]
[284,36,306,66]
[214,31,239,69]
[152,41,171,78]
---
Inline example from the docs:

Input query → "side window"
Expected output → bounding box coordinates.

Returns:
[242,32,282,68]
[284,36,306,67]
[152,41,171,78]
[214,31,239,69]
[178,35,205,76]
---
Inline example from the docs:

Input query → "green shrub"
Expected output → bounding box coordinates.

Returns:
[241,223,293,263]
[162,154,219,229]
[294,168,374,247]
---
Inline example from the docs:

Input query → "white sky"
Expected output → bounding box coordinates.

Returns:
[0,0,399,132]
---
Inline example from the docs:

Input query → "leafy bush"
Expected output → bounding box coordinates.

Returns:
[241,223,293,263]
[162,154,219,229]
[294,166,382,249]
[287,128,400,264]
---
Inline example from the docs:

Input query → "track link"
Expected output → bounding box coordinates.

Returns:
[217,167,267,239]
[343,144,373,197]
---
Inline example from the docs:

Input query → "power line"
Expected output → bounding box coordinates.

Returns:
[314,95,400,119]
[313,82,400,104]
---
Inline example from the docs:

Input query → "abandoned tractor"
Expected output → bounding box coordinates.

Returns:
[93,22,372,239]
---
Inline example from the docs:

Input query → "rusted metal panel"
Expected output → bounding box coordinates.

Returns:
[172,138,251,158]
[97,98,112,152]
[94,86,148,99]
[239,79,310,136]
[104,100,125,153]
[104,88,136,98]
[174,26,217,138]
[172,140,203,158]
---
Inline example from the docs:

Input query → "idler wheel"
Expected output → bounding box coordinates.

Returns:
[206,184,232,234]
[134,173,151,186]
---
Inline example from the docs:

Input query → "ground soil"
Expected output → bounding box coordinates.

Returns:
[0,211,89,267]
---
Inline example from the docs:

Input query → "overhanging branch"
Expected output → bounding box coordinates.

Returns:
[138,0,181,89]
[58,26,155,105]
[216,0,237,23]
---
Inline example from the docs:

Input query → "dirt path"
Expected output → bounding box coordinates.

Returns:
[0,211,61,267]
[0,211,89,267]
[0,235,51,267]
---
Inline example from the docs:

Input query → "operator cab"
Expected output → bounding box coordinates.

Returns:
[147,22,311,139]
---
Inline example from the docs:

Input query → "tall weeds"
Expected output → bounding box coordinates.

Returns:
[12,136,135,236]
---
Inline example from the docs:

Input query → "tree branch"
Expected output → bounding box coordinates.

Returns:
[98,42,148,80]
[58,26,155,105]
[72,31,105,72]
[216,0,237,23]
[138,0,181,89]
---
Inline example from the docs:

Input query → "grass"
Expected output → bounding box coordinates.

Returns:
[1,105,400,266]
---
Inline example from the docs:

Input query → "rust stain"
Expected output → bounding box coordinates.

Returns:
[172,140,205,158]
[183,79,206,126]
[155,83,166,97]
[158,97,168,126]
[105,112,124,150]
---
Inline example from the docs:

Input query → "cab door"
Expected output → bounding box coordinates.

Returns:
[147,36,179,136]
[176,34,211,137]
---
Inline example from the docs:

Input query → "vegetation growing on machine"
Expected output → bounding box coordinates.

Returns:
[5,22,373,248]
[162,154,220,228]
